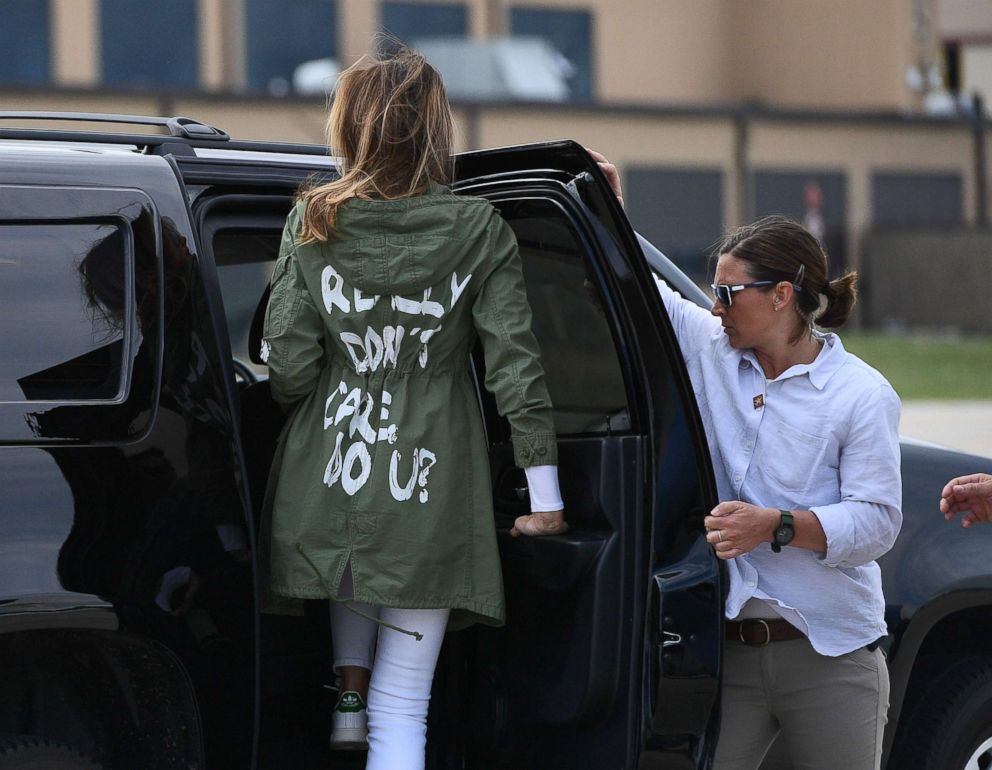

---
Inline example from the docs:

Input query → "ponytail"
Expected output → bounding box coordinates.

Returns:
[815,271,858,328]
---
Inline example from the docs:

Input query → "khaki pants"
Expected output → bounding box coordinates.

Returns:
[713,637,889,770]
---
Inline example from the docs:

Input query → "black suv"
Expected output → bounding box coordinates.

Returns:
[1,113,991,770]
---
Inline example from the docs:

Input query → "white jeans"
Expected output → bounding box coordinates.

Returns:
[331,567,450,770]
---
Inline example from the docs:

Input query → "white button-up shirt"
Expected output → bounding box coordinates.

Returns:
[657,278,902,656]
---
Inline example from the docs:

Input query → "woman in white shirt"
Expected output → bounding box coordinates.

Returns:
[591,152,901,770]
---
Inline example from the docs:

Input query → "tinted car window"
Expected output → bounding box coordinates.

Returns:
[213,230,279,371]
[499,199,630,435]
[0,223,131,403]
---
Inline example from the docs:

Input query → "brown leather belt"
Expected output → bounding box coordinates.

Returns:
[726,618,806,646]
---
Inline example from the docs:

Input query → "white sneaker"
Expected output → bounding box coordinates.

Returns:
[329,690,368,750]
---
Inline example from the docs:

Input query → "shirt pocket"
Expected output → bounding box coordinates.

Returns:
[755,420,830,500]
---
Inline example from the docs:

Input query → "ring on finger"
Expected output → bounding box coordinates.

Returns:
[717,530,723,542]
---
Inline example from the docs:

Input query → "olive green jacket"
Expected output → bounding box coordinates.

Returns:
[261,186,556,629]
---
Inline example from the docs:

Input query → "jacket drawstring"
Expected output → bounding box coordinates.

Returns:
[295,543,424,641]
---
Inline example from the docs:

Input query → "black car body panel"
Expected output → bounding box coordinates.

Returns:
[0,142,254,770]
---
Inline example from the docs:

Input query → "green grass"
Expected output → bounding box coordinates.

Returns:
[839,332,992,401]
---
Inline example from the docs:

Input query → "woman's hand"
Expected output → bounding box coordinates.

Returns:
[511,509,568,537]
[941,473,992,527]
[585,148,623,208]
[704,502,778,560]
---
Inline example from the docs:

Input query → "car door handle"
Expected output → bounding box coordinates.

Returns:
[496,529,606,590]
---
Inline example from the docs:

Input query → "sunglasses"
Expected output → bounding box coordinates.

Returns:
[711,265,806,307]
[709,280,775,306]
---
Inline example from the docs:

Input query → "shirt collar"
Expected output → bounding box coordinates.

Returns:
[736,331,847,390]
[807,332,847,389]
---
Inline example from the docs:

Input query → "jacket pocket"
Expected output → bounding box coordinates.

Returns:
[264,255,297,339]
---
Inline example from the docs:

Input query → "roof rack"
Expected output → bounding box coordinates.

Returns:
[0,111,230,139]
[0,111,330,157]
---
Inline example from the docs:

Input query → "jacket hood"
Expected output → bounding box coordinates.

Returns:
[294,184,493,297]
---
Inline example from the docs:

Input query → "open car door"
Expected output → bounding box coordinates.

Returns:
[453,142,724,769]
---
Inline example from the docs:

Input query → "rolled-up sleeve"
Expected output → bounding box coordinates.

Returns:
[472,213,557,468]
[811,383,902,568]
[262,218,326,409]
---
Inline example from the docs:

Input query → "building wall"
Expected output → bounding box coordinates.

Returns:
[939,0,992,40]
[487,110,977,295]
[50,0,99,87]
[728,0,915,110]
[31,0,934,111]
[586,0,734,106]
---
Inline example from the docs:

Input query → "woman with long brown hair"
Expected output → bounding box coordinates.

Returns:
[261,48,566,769]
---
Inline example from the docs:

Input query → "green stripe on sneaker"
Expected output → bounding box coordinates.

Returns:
[336,692,366,713]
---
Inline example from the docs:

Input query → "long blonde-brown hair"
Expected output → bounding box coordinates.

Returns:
[297,47,454,243]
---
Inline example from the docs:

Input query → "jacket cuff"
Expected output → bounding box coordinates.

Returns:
[511,432,558,467]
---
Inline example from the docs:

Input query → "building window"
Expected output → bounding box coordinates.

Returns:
[381,2,469,45]
[247,0,338,94]
[754,170,848,274]
[101,0,199,88]
[872,171,963,227]
[625,167,724,284]
[510,7,593,102]
[0,1,50,85]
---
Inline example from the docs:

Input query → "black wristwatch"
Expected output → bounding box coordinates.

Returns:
[771,510,795,553]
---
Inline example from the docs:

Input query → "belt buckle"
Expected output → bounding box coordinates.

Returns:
[739,618,771,646]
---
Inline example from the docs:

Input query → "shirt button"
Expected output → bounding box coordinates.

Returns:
[734,474,742,483]
[745,439,754,449]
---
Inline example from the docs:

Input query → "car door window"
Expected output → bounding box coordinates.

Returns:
[498,197,630,435]
[212,229,280,373]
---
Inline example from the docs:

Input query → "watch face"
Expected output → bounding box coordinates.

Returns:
[775,526,794,544]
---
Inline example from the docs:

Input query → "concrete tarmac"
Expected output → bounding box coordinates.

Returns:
[899,400,992,458]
